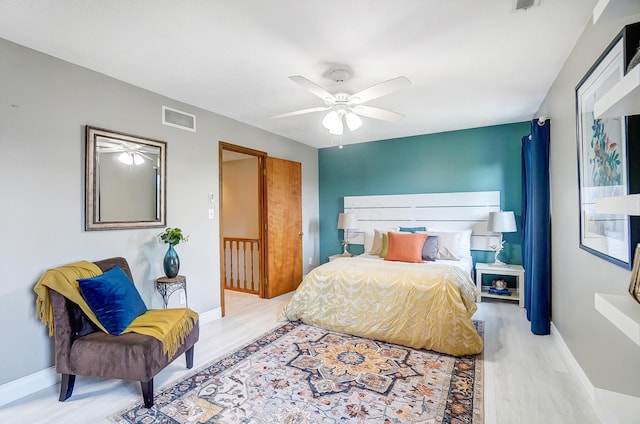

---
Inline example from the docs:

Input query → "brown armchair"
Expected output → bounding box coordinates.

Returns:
[48,257,199,408]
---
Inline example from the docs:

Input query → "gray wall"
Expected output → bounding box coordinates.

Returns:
[538,14,640,397]
[0,38,319,385]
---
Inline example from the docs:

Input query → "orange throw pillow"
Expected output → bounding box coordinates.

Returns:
[385,231,428,263]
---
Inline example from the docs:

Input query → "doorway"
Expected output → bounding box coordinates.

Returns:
[219,142,303,317]
[220,142,266,317]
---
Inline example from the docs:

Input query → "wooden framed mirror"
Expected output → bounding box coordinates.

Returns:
[85,126,166,230]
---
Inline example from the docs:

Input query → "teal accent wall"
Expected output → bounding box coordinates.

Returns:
[319,121,529,264]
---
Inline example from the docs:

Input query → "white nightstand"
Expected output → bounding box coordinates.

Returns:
[475,262,525,307]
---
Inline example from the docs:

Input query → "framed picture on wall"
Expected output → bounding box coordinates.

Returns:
[629,244,640,303]
[576,24,640,270]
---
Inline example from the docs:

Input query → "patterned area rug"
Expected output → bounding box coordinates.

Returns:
[110,321,483,423]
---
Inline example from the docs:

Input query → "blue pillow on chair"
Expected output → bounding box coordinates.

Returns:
[77,266,148,335]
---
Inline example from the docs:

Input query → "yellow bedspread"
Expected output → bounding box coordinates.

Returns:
[278,256,483,356]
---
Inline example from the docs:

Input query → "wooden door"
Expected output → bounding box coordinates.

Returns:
[264,157,302,298]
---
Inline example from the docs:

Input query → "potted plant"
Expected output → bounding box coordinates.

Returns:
[159,227,189,278]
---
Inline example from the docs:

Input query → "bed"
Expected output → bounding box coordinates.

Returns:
[279,191,498,357]
[279,234,483,356]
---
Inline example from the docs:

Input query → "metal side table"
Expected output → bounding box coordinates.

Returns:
[155,275,188,308]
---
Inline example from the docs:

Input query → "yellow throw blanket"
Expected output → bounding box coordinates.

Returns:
[34,261,198,358]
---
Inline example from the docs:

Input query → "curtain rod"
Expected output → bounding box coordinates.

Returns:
[528,116,549,140]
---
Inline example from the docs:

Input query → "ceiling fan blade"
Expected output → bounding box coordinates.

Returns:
[97,147,124,153]
[289,75,336,102]
[270,106,331,119]
[96,140,124,149]
[352,105,405,122]
[136,151,155,161]
[349,76,411,104]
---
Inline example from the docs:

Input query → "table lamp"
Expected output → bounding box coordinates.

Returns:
[337,212,358,256]
[487,211,517,266]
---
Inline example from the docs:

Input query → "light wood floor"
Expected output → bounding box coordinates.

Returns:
[1,291,600,424]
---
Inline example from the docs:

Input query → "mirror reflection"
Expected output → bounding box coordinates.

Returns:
[86,126,166,230]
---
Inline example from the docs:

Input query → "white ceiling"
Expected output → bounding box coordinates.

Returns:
[0,0,597,148]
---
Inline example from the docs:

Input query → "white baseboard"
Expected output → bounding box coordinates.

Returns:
[550,322,595,399]
[551,321,640,424]
[0,366,58,407]
[198,306,221,325]
[0,307,223,408]
[594,388,640,424]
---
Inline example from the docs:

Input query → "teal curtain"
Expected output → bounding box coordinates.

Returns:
[521,119,551,335]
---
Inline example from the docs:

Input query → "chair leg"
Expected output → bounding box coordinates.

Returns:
[58,374,76,402]
[185,345,194,369]
[141,379,154,408]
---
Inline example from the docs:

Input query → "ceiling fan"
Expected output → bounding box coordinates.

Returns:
[97,138,158,165]
[272,69,411,135]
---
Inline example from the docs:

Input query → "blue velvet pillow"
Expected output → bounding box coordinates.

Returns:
[422,235,439,261]
[77,266,147,335]
[399,226,427,233]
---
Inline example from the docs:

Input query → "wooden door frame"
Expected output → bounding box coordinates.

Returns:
[218,141,267,317]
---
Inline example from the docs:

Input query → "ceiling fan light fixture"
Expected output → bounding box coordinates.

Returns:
[118,152,133,165]
[133,153,144,165]
[345,112,363,131]
[277,72,411,143]
[322,110,344,135]
[328,120,343,135]
[322,110,339,129]
[117,152,144,165]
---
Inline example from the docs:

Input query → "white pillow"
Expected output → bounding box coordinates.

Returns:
[369,229,386,255]
[426,231,461,260]
[363,230,375,253]
[426,228,473,259]
[458,229,472,257]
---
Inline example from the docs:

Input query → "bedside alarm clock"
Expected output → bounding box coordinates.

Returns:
[492,279,508,290]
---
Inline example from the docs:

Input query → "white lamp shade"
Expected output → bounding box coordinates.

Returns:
[337,212,358,230]
[487,211,516,233]
[328,121,343,135]
[322,110,339,129]
[345,112,363,131]
[595,194,640,215]
[322,110,344,135]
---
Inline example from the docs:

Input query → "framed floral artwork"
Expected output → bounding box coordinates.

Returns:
[576,23,640,270]
[576,35,632,268]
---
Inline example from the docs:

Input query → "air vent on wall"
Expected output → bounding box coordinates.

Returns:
[162,106,196,132]
[513,0,540,11]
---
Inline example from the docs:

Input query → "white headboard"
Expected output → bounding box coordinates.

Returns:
[344,191,501,251]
